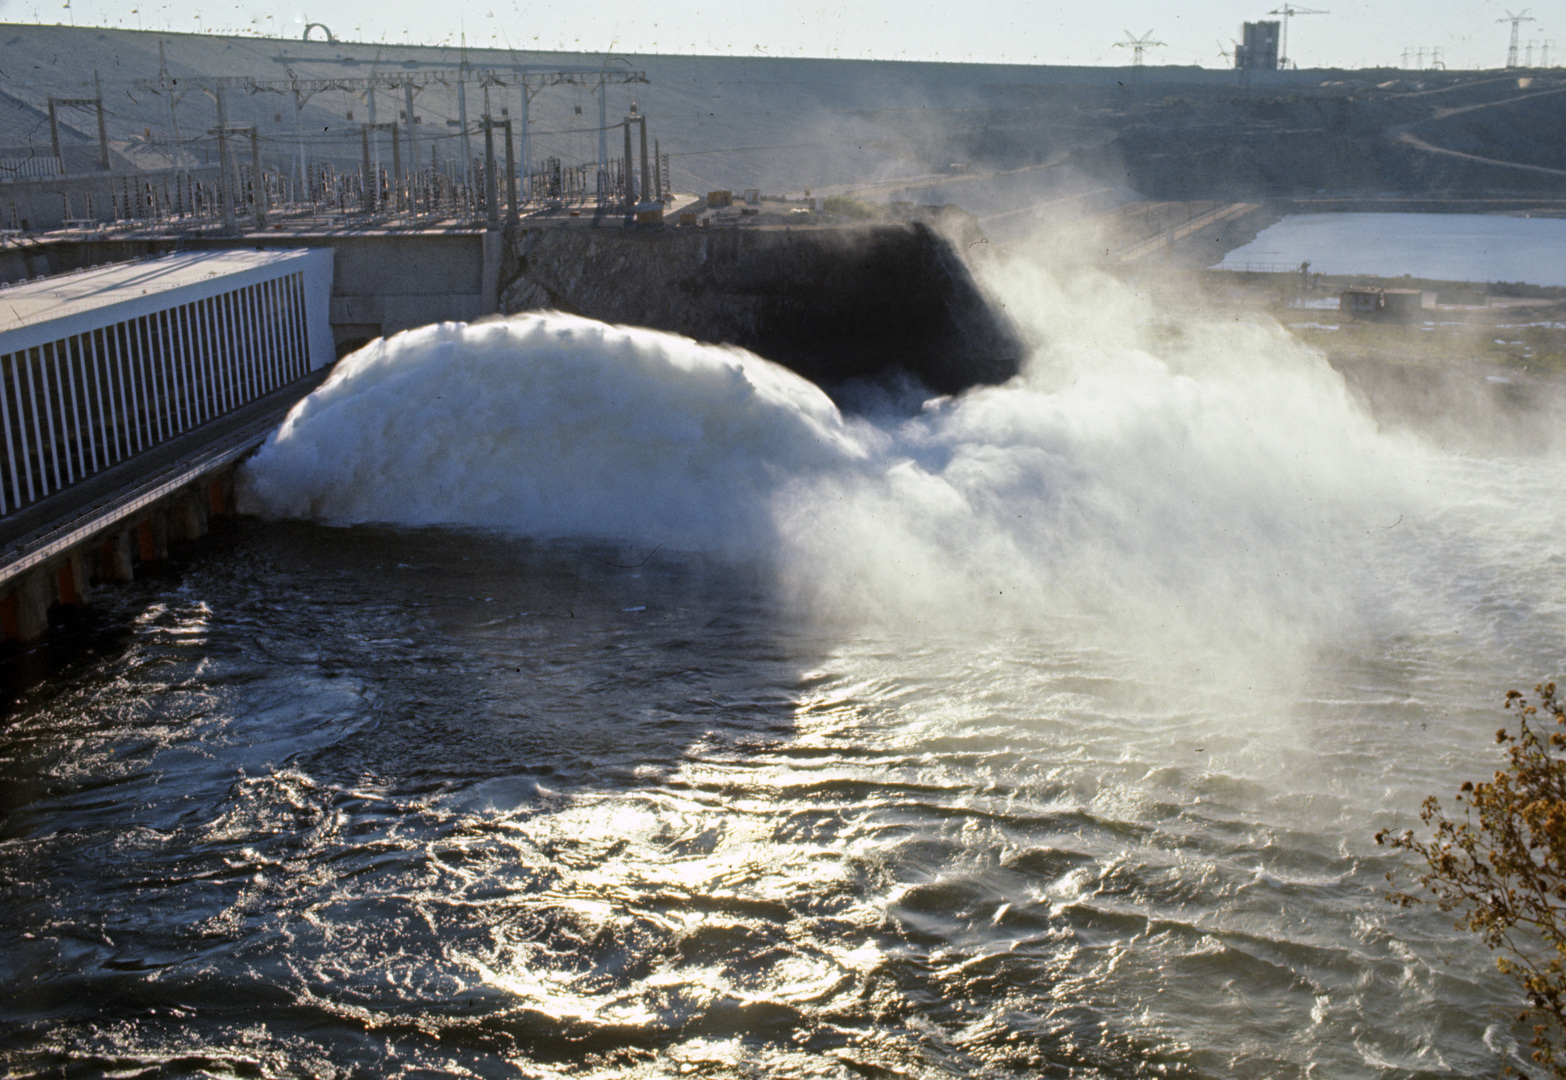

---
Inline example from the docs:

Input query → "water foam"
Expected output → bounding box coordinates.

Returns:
[241,314,867,551]
[240,275,1438,675]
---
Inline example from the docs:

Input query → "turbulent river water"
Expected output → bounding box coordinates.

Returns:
[2,252,1564,1078]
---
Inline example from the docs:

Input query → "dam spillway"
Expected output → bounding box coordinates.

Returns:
[0,218,1019,642]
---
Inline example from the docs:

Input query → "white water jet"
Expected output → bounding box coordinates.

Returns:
[240,259,1562,695]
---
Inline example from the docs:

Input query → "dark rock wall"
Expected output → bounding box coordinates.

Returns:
[498,221,1023,396]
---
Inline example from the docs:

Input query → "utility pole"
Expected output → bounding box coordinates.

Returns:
[503,118,517,224]
[158,42,189,212]
[1268,5,1329,70]
[358,120,398,212]
[248,124,264,227]
[367,82,380,184]
[598,73,609,204]
[1499,10,1534,69]
[638,112,650,207]
[403,82,418,211]
[215,88,236,232]
[457,79,473,191]
[458,35,474,193]
[622,115,634,214]
[292,83,308,202]
[360,125,374,213]
[481,115,499,226]
[519,81,537,205]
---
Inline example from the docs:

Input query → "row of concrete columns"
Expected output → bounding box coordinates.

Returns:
[0,468,236,645]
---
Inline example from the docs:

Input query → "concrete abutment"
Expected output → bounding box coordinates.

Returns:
[0,462,243,647]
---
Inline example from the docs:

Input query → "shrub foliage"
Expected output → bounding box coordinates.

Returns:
[1378,683,1566,1077]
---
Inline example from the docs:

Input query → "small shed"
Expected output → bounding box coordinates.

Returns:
[1340,287,1423,321]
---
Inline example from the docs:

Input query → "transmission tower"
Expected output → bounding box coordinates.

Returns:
[1499,10,1535,68]
[1115,29,1165,67]
[1268,4,1328,69]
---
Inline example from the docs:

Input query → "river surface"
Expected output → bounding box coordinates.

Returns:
[2,257,1564,1078]
[1215,211,1566,285]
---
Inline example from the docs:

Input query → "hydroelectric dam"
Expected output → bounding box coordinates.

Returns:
[0,213,1022,646]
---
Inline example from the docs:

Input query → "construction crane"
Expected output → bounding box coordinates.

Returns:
[1268,4,1328,69]
[1499,10,1536,68]
[1114,30,1165,67]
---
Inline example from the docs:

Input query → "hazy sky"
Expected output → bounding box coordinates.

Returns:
[0,0,1548,71]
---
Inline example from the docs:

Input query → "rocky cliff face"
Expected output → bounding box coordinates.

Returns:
[497,220,1023,396]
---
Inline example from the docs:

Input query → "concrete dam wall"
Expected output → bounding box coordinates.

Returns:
[498,221,1023,395]
[4,219,1022,395]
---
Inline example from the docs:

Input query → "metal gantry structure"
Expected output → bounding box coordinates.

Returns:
[122,64,652,230]
[1114,30,1165,67]
[1401,46,1446,70]
[1499,9,1536,68]
[1267,5,1328,70]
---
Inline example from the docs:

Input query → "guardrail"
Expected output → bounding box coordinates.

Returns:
[1216,261,1307,274]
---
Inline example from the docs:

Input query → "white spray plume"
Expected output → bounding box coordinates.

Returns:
[241,272,1431,680]
[241,314,867,551]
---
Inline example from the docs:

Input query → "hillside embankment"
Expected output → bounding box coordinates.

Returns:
[867,71,1566,208]
[6,25,1565,229]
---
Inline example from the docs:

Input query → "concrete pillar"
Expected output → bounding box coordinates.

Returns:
[136,513,168,563]
[481,230,501,316]
[97,531,134,583]
[2,572,52,643]
[55,551,91,607]
[208,473,233,517]
[168,492,208,543]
